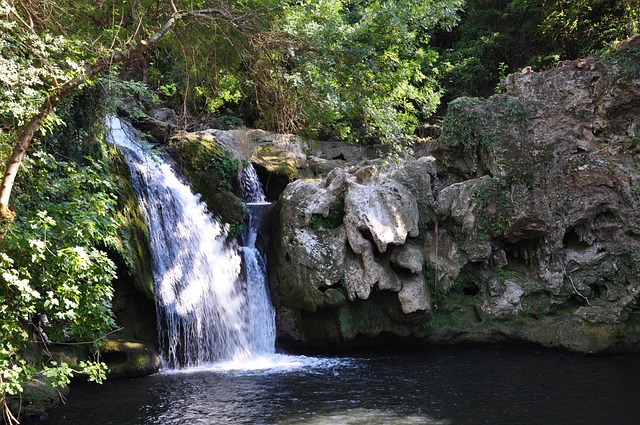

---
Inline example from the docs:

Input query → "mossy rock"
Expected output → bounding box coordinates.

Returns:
[166,133,245,229]
[254,144,299,179]
[167,132,241,192]
[297,291,417,346]
[212,191,245,226]
[6,375,70,420]
[109,147,154,300]
[101,339,161,378]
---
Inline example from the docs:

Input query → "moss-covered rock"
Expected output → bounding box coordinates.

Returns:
[165,131,245,234]
[109,145,154,299]
[6,375,70,420]
[101,339,161,378]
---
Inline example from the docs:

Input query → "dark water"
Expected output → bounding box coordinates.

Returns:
[30,345,640,425]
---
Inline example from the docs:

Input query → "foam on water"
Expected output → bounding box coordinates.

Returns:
[277,408,451,425]
[161,353,355,375]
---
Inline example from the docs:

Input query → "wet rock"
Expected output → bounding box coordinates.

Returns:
[102,339,161,378]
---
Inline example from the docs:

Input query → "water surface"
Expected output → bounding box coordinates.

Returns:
[32,345,640,425]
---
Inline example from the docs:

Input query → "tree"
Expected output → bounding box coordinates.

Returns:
[264,0,464,148]
[1,0,468,220]
[541,0,640,59]
[0,0,258,221]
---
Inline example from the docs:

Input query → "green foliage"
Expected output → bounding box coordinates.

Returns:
[159,83,178,99]
[268,0,464,147]
[0,1,84,130]
[1,148,121,420]
[433,0,640,105]
[473,178,512,236]
[434,0,546,101]
[599,38,640,82]
[541,0,640,59]
[423,261,446,307]
[195,70,244,114]
[7,151,119,338]
[206,151,241,191]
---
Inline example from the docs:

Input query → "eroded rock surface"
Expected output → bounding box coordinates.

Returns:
[271,162,433,343]
[271,37,640,353]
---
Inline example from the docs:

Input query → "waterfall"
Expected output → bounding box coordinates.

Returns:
[241,165,266,203]
[107,116,275,369]
[241,203,276,355]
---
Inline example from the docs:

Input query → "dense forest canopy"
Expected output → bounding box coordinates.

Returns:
[1,0,639,423]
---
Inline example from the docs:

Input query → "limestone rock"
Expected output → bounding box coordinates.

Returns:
[271,160,431,343]
[480,280,524,319]
[389,242,423,274]
[398,274,431,314]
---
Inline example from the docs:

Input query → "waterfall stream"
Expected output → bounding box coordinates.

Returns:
[108,116,275,369]
[240,166,276,355]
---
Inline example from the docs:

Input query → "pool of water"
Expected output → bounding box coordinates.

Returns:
[29,345,640,425]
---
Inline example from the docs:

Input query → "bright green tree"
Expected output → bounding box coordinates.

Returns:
[541,0,640,58]
[262,0,463,150]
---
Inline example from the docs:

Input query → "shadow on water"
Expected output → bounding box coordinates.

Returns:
[29,344,640,425]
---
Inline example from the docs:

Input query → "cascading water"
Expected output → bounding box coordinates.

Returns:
[239,168,276,355]
[241,165,266,203]
[107,116,275,369]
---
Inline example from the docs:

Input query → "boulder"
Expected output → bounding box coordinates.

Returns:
[271,160,431,344]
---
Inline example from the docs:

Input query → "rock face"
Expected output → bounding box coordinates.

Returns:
[270,37,640,353]
[271,161,434,345]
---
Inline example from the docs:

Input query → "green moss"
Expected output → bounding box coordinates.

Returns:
[169,134,240,192]
[166,135,245,234]
[255,144,298,179]
[441,97,488,153]
[298,291,414,344]
[109,146,154,299]
[442,96,529,158]
[472,178,512,236]
[309,190,346,230]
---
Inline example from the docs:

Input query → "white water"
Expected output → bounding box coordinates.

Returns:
[241,165,267,203]
[107,116,277,369]
[241,203,276,355]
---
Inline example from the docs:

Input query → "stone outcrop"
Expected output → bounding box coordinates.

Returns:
[270,36,640,353]
[131,108,177,143]
[271,161,433,345]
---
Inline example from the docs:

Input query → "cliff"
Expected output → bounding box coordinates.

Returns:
[269,36,640,353]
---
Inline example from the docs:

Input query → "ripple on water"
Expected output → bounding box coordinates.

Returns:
[276,408,450,425]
